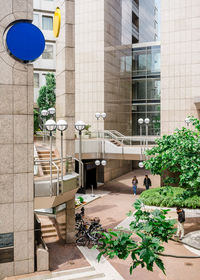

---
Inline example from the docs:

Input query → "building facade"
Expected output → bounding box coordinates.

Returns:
[33,0,56,106]
[0,1,34,278]
[161,0,200,135]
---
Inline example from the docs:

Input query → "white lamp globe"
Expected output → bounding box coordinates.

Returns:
[138,161,144,168]
[138,118,144,125]
[101,112,107,119]
[48,107,56,115]
[101,160,107,166]
[41,109,49,117]
[95,112,101,119]
[75,120,86,131]
[95,160,100,166]
[45,119,57,131]
[185,117,191,125]
[57,120,68,131]
[144,118,150,124]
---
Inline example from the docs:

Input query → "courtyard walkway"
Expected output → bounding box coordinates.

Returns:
[82,171,200,280]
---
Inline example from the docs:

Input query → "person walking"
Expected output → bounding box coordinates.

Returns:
[132,176,138,196]
[175,207,185,240]
[143,175,152,190]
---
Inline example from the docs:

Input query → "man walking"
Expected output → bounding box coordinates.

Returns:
[175,207,185,240]
[143,175,152,190]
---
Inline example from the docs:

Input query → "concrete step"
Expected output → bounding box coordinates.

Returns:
[50,269,105,280]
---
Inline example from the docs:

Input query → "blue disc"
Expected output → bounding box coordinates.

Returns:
[6,22,45,62]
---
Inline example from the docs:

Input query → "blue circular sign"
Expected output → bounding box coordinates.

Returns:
[6,22,45,62]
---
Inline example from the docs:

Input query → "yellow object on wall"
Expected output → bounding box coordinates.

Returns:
[53,7,61,38]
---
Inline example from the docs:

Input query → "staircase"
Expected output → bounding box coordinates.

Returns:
[109,139,123,147]
[37,215,61,243]
[37,150,61,176]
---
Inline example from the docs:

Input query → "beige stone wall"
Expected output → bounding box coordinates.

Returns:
[56,0,75,157]
[161,0,200,135]
[75,0,105,131]
[104,159,132,183]
[0,0,34,278]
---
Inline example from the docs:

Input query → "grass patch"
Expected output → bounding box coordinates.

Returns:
[140,187,200,209]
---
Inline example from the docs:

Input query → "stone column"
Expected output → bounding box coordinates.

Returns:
[56,0,75,158]
[0,0,34,279]
[66,197,76,243]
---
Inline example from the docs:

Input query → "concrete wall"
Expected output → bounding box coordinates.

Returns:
[0,0,34,278]
[161,0,200,135]
[56,0,75,157]
[104,159,132,182]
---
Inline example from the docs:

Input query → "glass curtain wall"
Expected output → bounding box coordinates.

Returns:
[132,44,160,136]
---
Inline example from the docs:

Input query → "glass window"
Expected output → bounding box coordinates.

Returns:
[34,73,39,88]
[42,44,53,59]
[42,16,53,30]
[33,14,39,27]
[147,79,160,100]
[132,79,146,100]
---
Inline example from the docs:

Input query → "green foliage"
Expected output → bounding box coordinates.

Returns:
[140,187,200,208]
[97,199,176,275]
[34,109,40,134]
[144,117,200,192]
[37,73,56,111]
[84,124,91,136]
[77,196,84,203]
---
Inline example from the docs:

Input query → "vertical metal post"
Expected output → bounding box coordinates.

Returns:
[43,118,45,144]
[50,131,52,196]
[145,124,148,160]
[79,131,82,189]
[61,131,64,194]
[140,124,142,161]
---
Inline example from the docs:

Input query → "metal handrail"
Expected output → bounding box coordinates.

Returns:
[34,156,84,192]
[52,162,59,196]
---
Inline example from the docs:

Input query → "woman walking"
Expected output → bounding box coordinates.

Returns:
[132,176,138,196]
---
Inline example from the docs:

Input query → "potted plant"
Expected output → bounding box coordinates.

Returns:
[84,124,91,139]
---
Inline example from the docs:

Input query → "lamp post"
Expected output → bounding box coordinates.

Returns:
[41,109,49,144]
[75,120,86,192]
[144,118,150,153]
[48,107,56,118]
[57,119,68,194]
[138,118,144,168]
[185,117,191,127]
[95,112,107,164]
[45,119,57,196]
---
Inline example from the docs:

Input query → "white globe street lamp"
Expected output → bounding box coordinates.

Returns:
[138,161,144,168]
[48,107,56,117]
[138,118,144,125]
[185,117,191,126]
[95,160,100,166]
[45,119,57,196]
[95,112,101,120]
[45,119,57,131]
[101,112,107,119]
[57,119,68,131]
[41,109,49,117]
[144,118,150,125]
[57,120,68,193]
[101,160,107,166]
[75,120,86,132]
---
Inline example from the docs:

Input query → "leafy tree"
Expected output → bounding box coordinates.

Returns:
[34,109,40,134]
[97,199,176,275]
[144,117,200,191]
[37,73,56,111]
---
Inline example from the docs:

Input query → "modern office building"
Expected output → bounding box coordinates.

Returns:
[161,0,200,134]
[33,0,56,106]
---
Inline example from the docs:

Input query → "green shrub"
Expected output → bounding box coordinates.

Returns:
[140,187,200,208]
[77,196,84,203]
